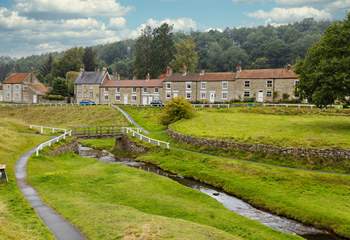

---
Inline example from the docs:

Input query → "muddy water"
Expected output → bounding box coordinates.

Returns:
[78,145,344,240]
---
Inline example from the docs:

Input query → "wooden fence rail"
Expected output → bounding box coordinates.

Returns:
[123,127,170,149]
[30,125,67,134]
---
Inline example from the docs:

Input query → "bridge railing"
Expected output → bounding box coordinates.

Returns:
[30,125,72,156]
[123,127,170,149]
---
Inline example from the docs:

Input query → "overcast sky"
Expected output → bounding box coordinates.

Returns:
[0,0,349,57]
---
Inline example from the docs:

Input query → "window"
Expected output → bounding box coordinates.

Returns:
[244,81,250,88]
[89,92,93,98]
[222,81,228,90]
[201,82,206,90]
[154,88,159,93]
[131,95,137,102]
[115,95,121,101]
[267,91,272,97]
[200,91,207,99]
[104,95,109,100]
[267,80,273,88]
[132,87,137,93]
[166,82,171,89]
[186,92,192,99]
[104,88,108,92]
[15,85,20,90]
[166,91,171,99]
[143,88,148,93]
[186,82,192,90]
[116,88,120,93]
[244,91,250,97]
[294,80,300,86]
[222,92,228,100]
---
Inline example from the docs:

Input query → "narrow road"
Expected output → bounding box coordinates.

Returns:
[16,147,85,240]
[112,105,149,134]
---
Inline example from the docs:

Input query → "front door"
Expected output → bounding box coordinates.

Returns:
[142,96,148,105]
[209,92,215,103]
[33,95,38,104]
[124,95,128,104]
[257,91,264,103]
[148,96,153,105]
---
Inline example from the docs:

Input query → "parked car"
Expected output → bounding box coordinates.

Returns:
[150,100,164,107]
[79,100,96,106]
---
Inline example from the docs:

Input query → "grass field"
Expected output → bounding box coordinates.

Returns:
[0,119,53,240]
[0,105,128,128]
[28,148,300,240]
[170,108,350,149]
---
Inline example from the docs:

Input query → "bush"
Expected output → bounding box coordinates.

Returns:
[43,94,65,101]
[160,97,195,126]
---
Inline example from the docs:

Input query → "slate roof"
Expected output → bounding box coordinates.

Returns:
[236,68,298,79]
[75,71,107,85]
[3,73,31,84]
[165,72,235,82]
[102,79,164,88]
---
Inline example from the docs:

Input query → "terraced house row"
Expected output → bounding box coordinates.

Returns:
[75,66,299,105]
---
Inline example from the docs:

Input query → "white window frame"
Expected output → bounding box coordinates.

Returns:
[222,91,228,100]
[166,91,172,99]
[244,91,250,97]
[201,82,207,90]
[294,80,300,86]
[154,88,159,93]
[89,91,93,99]
[266,80,273,88]
[115,94,121,101]
[143,88,148,93]
[186,91,192,100]
[166,82,171,89]
[266,91,272,97]
[200,91,207,99]
[131,95,137,102]
[244,81,250,88]
[186,82,192,90]
[132,87,137,93]
[222,81,228,90]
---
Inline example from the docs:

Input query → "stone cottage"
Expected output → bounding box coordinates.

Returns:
[2,73,48,104]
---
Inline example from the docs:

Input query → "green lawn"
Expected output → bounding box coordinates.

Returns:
[139,148,350,239]
[170,108,350,149]
[0,105,129,128]
[28,149,299,240]
[0,119,53,240]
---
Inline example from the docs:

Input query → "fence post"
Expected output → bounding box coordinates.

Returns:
[40,126,44,134]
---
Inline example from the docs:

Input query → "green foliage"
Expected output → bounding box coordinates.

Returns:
[38,54,54,85]
[296,13,350,107]
[83,47,97,71]
[42,95,65,101]
[171,38,199,73]
[160,97,195,125]
[65,71,80,97]
[51,77,68,96]
[134,26,153,79]
[53,47,84,78]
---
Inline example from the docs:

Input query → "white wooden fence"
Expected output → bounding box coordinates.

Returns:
[192,104,230,108]
[123,127,170,149]
[29,125,72,156]
[263,103,317,109]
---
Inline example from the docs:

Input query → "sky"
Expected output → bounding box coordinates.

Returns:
[0,0,349,57]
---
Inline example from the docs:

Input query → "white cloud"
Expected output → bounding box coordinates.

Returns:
[14,0,131,17]
[109,17,127,28]
[248,7,332,23]
[325,0,350,12]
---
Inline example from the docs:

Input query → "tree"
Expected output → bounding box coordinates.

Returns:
[150,23,175,78]
[39,54,54,85]
[83,47,97,71]
[51,77,68,96]
[171,38,199,73]
[53,47,84,78]
[134,26,153,79]
[160,97,195,125]
[295,13,350,107]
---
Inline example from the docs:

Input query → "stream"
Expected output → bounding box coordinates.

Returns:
[78,145,343,240]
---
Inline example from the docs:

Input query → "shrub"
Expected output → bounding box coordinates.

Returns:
[43,94,65,101]
[160,97,195,126]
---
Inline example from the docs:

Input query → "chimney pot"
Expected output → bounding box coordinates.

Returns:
[236,64,242,72]
[200,70,205,76]
[166,66,173,76]
[146,73,151,80]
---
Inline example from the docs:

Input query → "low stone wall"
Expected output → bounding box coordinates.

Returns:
[167,129,350,161]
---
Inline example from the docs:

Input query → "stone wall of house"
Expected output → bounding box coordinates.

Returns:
[75,84,101,104]
[102,87,162,105]
[168,129,350,161]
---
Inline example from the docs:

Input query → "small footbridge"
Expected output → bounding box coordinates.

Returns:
[71,126,125,138]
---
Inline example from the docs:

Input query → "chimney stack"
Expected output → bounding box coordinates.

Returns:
[146,73,151,81]
[117,74,121,81]
[166,66,173,76]
[182,64,188,76]
[286,64,292,71]
[236,64,242,72]
[200,70,205,76]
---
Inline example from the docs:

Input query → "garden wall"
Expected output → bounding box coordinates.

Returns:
[167,129,350,161]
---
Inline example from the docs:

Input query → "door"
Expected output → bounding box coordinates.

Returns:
[173,92,178,98]
[257,91,264,103]
[142,96,148,105]
[123,95,128,104]
[148,96,153,105]
[33,95,38,104]
[209,92,215,103]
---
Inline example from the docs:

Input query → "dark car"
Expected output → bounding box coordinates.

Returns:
[79,100,96,106]
[150,100,164,107]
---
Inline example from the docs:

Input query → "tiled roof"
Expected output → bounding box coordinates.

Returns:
[75,71,108,85]
[236,68,298,79]
[102,79,164,88]
[30,83,48,95]
[165,72,235,82]
[3,73,30,84]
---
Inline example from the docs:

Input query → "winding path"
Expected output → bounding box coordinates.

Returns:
[16,147,85,240]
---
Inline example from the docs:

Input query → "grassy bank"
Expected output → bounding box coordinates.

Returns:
[0,119,53,240]
[170,108,350,149]
[28,149,299,240]
[0,105,128,128]
[138,148,350,238]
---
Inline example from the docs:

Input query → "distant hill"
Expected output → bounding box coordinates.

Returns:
[0,18,331,82]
